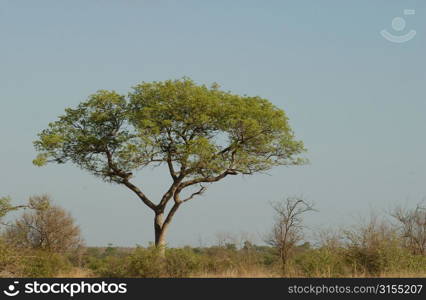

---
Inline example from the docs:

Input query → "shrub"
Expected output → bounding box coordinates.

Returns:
[295,247,347,277]
[90,255,130,277]
[5,195,83,253]
[165,248,202,277]
[126,247,165,278]
[91,246,166,278]
[343,218,407,276]
[20,251,71,277]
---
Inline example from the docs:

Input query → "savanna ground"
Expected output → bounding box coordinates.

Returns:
[3,240,425,278]
[1,195,425,278]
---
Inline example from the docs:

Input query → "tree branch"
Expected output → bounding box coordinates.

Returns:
[182,185,206,203]
[105,149,132,180]
[121,179,157,211]
[104,148,157,211]
[167,156,178,181]
[180,169,238,190]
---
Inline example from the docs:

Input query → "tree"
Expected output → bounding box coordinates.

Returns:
[390,201,426,255]
[33,78,306,253]
[265,196,315,274]
[5,195,83,253]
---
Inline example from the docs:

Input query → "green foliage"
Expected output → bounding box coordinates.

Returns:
[87,245,270,278]
[295,247,347,277]
[250,245,279,266]
[104,243,118,257]
[33,90,135,182]
[125,246,166,278]
[20,251,72,277]
[90,246,167,278]
[165,248,202,277]
[344,235,417,276]
[294,219,426,277]
[90,255,131,278]
[294,243,426,277]
[45,241,426,278]
[34,78,305,183]
[84,245,128,276]
[0,197,13,220]
[0,197,26,221]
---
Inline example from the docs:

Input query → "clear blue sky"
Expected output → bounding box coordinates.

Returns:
[1,0,425,246]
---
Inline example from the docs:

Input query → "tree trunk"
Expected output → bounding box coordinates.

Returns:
[154,212,167,257]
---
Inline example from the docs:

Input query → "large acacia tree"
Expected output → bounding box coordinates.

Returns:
[33,78,305,250]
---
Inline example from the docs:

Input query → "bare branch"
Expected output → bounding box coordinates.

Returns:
[182,185,206,203]
[180,169,238,190]
[390,201,426,255]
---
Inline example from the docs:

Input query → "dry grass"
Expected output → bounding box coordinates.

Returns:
[192,272,426,278]
[49,257,426,278]
[191,265,426,278]
[193,270,277,278]
[374,272,426,278]
[57,268,94,278]
[36,267,426,278]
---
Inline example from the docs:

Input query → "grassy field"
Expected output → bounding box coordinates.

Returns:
[4,242,424,278]
[2,196,425,278]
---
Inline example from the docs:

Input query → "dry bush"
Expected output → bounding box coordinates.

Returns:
[342,215,425,276]
[390,201,426,255]
[4,195,83,253]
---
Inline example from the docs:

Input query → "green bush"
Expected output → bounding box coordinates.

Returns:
[295,247,347,277]
[126,246,165,278]
[198,246,237,274]
[165,248,202,277]
[91,255,130,277]
[88,246,165,278]
[85,245,133,277]
[82,242,426,278]
[21,251,71,277]
[88,245,263,278]
[345,243,426,276]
